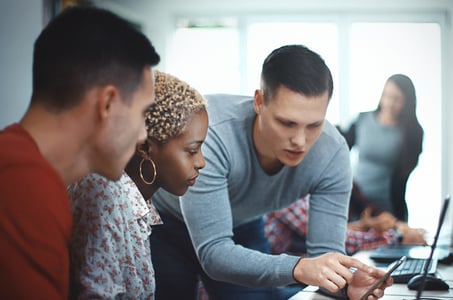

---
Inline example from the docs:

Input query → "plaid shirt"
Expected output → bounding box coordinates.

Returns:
[264,195,399,256]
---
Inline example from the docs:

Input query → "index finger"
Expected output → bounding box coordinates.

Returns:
[340,256,376,275]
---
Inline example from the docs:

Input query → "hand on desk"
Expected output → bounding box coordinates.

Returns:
[293,253,392,299]
[361,209,397,232]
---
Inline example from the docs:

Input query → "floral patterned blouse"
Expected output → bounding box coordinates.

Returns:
[68,172,162,300]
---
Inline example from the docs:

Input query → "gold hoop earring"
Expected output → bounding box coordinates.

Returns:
[139,158,157,185]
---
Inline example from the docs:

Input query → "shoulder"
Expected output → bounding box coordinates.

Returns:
[201,94,255,156]
[358,111,374,122]
[68,174,141,238]
[204,94,254,126]
[0,125,66,198]
[320,120,348,147]
[0,124,48,169]
[306,120,351,170]
[69,173,133,211]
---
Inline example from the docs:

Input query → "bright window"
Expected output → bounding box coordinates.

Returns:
[167,23,240,95]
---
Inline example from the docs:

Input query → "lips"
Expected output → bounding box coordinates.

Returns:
[285,149,304,155]
[187,176,198,186]
[284,149,305,161]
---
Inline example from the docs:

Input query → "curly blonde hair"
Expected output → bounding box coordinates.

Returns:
[145,70,207,143]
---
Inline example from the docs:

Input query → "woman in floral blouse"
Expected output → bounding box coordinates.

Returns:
[68,71,208,299]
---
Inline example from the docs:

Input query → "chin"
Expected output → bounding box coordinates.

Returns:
[99,165,123,182]
[171,186,189,197]
[282,157,304,167]
[106,171,123,182]
[181,186,190,196]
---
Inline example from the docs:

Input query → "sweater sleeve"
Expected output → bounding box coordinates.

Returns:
[180,129,300,287]
[306,138,352,258]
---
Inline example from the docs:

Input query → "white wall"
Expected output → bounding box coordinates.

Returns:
[0,1,42,129]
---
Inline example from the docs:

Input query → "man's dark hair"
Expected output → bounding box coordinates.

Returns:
[31,6,160,111]
[260,44,333,103]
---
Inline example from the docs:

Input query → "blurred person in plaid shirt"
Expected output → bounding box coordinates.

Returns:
[265,193,426,257]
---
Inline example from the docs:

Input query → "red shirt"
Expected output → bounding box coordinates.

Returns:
[0,124,72,299]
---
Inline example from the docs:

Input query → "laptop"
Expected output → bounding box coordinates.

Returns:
[370,195,451,283]
[369,196,451,263]
[412,195,451,299]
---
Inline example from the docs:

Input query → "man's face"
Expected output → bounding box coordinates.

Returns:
[99,67,155,180]
[253,85,329,172]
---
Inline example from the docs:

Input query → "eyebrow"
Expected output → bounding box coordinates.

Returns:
[187,140,204,146]
[308,120,324,126]
[276,115,296,123]
[277,115,323,127]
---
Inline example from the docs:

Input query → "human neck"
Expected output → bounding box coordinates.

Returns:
[252,117,283,175]
[377,110,398,126]
[20,104,94,185]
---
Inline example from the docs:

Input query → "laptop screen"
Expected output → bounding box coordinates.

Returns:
[415,195,450,299]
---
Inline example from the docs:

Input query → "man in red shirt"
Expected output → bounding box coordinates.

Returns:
[0,6,160,299]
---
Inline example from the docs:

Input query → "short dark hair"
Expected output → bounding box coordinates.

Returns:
[260,44,333,103]
[31,6,160,111]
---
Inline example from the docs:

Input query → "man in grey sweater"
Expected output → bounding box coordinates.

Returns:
[150,44,391,300]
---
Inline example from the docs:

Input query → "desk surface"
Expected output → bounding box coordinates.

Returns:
[289,251,453,300]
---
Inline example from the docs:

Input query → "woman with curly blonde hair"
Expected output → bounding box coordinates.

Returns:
[68,71,208,299]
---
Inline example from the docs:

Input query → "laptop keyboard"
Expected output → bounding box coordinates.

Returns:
[391,258,436,283]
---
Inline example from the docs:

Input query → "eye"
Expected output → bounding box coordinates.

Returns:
[307,123,321,129]
[279,119,296,127]
[187,146,200,155]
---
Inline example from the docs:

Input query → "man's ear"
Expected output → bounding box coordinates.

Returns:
[254,89,264,114]
[97,85,119,121]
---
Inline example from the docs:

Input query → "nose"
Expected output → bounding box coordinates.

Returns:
[290,129,306,147]
[195,152,206,170]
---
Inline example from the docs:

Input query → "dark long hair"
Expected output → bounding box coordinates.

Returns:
[376,74,424,178]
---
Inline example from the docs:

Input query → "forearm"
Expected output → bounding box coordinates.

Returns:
[200,241,301,286]
[306,140,352,257]
[307,192,350,257]
[181,190,300,286]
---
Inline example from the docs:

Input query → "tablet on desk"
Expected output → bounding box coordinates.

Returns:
[369,244,436,263]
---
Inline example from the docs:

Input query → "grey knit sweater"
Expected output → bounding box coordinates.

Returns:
[153,94,352,287]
